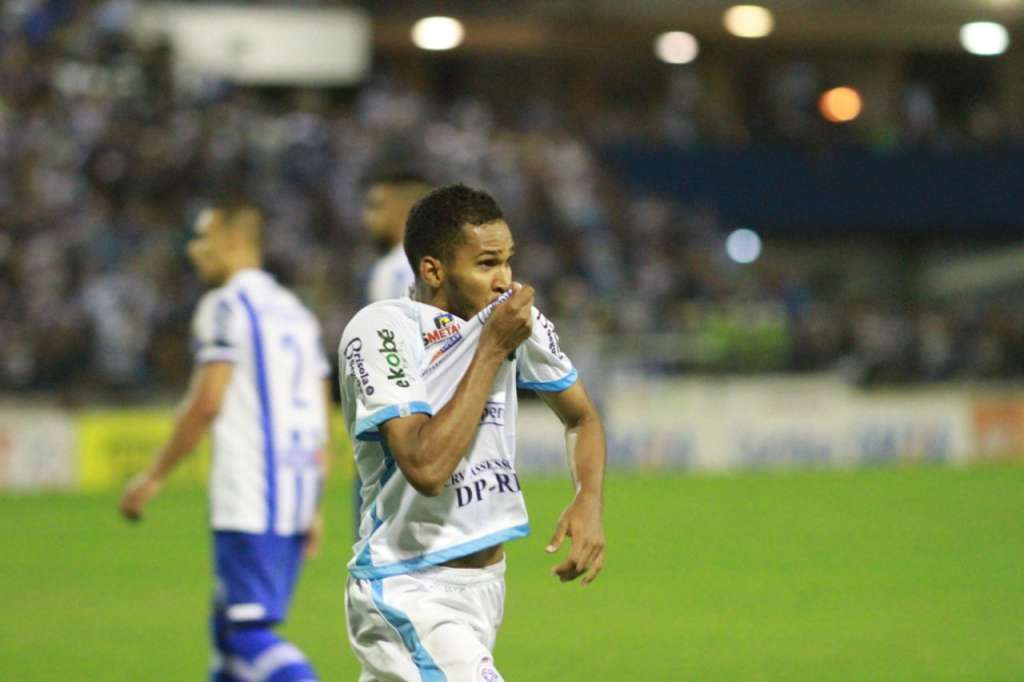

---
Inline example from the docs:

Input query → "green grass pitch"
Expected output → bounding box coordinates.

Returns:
[2,465,1022,681]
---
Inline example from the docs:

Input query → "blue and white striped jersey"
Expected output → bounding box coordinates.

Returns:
[191,269,329,535]
[338,293,577,579]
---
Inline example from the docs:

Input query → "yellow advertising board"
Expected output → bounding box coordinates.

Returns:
[77,409,352,492]
[77,410,211,491]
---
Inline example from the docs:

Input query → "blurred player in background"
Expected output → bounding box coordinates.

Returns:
[339,184,607,681]
[120,200,331,682]
[362,169,432,302]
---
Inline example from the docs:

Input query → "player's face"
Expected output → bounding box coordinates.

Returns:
[187,209,230,284]
[442,220,515,320]
[363,184,403,251]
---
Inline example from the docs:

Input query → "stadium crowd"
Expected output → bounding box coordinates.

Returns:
[2,1,1022,396]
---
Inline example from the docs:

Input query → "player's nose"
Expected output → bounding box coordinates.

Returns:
[493,268,512,293]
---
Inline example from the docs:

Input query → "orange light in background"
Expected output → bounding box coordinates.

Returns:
[819,86,863,123]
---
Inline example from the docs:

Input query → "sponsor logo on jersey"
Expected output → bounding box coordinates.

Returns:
[422,313,462,348]
[480,400,505,426]
[343,338,375,396]
[537,312,565,360]
[377,328,410,387]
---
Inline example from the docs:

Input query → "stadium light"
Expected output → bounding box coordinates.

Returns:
[960,22,1010,56]
[819,86,863,124]
[654,31,699,64]
[726,229,762,264]
[723,5,775,39]
[411,16,465,51]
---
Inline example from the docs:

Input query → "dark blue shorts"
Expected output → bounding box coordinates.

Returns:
[213,531,307,625]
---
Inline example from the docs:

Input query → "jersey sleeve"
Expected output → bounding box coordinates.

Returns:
[339,305,432,441]
[517,307,578,393]
[190,291,244,365]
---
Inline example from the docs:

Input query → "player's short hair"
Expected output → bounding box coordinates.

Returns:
[361,167,433,192]
[404,183,504,279]
[208,196,264,251]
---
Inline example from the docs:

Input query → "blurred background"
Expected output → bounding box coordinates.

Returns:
[2,2,1023,680]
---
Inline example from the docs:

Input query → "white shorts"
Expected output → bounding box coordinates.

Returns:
[346,558,507,682]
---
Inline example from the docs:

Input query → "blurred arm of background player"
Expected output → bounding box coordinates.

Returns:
[538,382,607,586]
[119,368,332,559]
[119,361,233,521]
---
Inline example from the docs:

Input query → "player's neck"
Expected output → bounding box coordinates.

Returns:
[388,225,405,251]
[413,282,455,316]
[222,258,263,282]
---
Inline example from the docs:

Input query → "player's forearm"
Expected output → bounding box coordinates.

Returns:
[565,412,606,505]
[406,345,506,495]
[147,401,215,481]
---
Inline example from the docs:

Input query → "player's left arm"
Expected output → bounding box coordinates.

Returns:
[538,380,607,586]
[119,362,234,521]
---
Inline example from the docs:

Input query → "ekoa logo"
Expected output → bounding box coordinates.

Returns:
[377,328,410,387]
[343,338,374,396]
[538,313,565,359]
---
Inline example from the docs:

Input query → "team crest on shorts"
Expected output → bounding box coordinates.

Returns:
[478,658,503,682]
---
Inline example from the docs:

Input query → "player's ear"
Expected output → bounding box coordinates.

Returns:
[419,256,445,288]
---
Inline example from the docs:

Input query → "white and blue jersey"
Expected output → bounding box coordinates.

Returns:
[338,293,577,579]
[367,244,415,303]
[191,269,330,537]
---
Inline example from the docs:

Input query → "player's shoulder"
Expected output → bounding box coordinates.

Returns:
[270,280,320,326]
[342,299,420,340]
[519,304,569,361]
[193,284,237,318]
[530,305,559,333]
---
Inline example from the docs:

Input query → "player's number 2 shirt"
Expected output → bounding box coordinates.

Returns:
[192,269,329,536]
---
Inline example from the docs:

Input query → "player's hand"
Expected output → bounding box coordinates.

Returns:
[305,511,324,559]
[481,282,534,356]
[546,492,605,586]
[119,472,163,522]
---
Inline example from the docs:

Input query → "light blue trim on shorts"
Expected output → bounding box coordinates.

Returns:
[370,578,447,682]
[517,368,578,392]
[349,524,530,579]
[355,402,433,441]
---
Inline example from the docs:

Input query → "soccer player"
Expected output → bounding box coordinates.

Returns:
[362,169,432,302]
[120,200,330,682]
[339,184,607,681]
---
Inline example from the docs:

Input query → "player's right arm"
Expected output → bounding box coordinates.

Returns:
[119,361,233,521]
[120,292,241,521]
[343,286,534,497]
